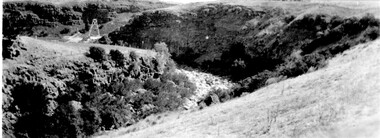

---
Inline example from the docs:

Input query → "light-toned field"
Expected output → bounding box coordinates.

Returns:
[218,0,380,17]
[157,0,380,18]
[97,39,380,137]
[3,36,156,69]
[3,0,165,5]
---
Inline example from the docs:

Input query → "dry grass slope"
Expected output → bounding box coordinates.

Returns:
[98,39,380,138]
[3,36,156,69]
[217,0,380,18]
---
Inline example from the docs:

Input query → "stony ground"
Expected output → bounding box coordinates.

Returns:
[176,69,237,109]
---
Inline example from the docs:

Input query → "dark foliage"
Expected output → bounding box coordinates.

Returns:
[129,51,139,62]
[109,49,125,67]
[105,4,380,103]
[4,52,195,137]
[284,15,296,24]
[364,26,380,40]
[88,46,106,62]
[60,28,71,34]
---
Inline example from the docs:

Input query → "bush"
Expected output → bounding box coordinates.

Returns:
[330,15,344,28]
[129,51,139,61]
[98,35,113,44]
[342,17,362,35]
[109,49,125,66]
[212,89,232,103]
[328,42,351,55]
[153,42,169,55]
[60,28,70,34]
[109,79,143,96]
[303,52,327,68]
[80,107,102,136]
[360,13,380,28]
[364,26,380,40]
[276,57,308,77]
[88,46,106,62]
[284,15,295,24]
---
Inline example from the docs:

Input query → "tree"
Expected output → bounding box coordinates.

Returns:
[109,49,125,67]
[88,46,106,62]
[153,42,170,56]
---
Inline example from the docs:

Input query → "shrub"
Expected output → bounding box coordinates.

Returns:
[212,89,232,103]
[284,15,295,24]
[276,57,308,77]
[303,52,327,68]
[60,28,70,34]
[265,75,287,85]
[342,17,362,35]
[160,71,194,88]
[11,81,51,137]
[155,88,182,111]
[364,26,380,40]
[87,89,133,130]
[80,107,102,136]
[231,58,247,81]
[330,15,344,28]
[238,70,277,94]
[98,35,113,44]
[109,49,125,66]
[328,42,351,55]
[359,13,380,28]
[129,51,139,61]
[109,79,143,96]
[2,38,21,59]
[153,42,169,55]
[143,78,161,92]
[88,46,106,62]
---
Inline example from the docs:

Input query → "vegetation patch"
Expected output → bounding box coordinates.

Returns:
[2,45,195,137]
[105,3,380,103]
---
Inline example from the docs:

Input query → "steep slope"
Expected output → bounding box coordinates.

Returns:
[99,39,380,137]
[2,37,236,137]
[104,2,380,87]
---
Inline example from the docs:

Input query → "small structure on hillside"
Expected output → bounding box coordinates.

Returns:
[63,19,102,43]
[84,19,102,43]
[88,19,101,40]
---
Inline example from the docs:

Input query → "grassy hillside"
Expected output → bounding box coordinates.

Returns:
[96,38,380,138]
[2,37,201,137]
[2,0,172,40]
[3,0,380,137]
[2,36,236,137]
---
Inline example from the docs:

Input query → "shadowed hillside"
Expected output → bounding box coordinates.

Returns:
[103,2,380,97]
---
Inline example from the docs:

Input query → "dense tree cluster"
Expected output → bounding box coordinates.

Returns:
[3,46,195,137]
